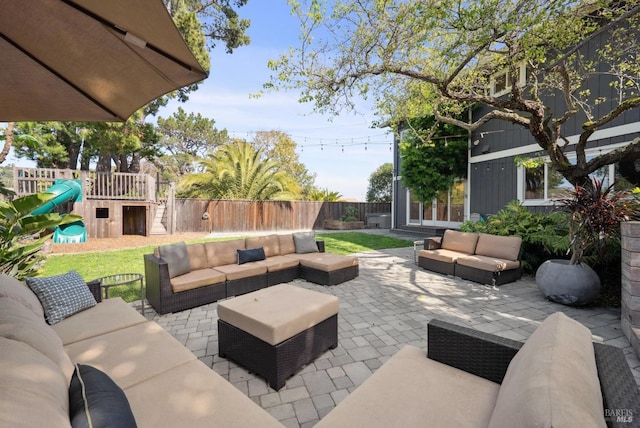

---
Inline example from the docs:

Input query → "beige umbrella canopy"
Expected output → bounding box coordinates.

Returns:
[0,0,208,122]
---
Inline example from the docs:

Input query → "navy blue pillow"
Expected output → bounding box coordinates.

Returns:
[69,364,137,428]
[237,247,266,265]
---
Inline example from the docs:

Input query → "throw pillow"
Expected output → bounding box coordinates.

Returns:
[157,241,191,278]
[293,231,319,254]
[25,270,96,325]
[237,247,266,265]
[69,364,137,428]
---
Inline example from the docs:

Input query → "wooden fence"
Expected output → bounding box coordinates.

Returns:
[174,199,391,233]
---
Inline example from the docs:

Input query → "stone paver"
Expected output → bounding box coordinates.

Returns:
[144,232,640,428]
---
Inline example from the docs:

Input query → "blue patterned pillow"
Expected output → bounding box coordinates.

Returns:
[26,270,96,325]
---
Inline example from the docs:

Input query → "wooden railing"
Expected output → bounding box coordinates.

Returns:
[14,167,155,201]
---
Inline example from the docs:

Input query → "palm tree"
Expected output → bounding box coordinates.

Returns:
[307,188,343,202]
[179,140,299,200]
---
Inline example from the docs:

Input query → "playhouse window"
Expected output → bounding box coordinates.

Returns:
[96,207,109,219]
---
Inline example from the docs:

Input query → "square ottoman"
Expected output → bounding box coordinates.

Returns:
[217,284,339,390]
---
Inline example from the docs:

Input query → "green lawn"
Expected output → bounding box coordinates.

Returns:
[39,232,412,302]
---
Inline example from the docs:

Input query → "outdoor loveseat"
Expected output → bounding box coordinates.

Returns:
[0,272,284,427]
[317,312,640,428]
[418,229,522,285]
[144,231,359,314]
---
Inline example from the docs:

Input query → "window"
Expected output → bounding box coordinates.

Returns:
[520,152,627,204]
[407,179,466,225]
[490,64,528,96]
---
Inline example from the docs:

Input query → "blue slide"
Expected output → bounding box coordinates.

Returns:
[32,179,87,244]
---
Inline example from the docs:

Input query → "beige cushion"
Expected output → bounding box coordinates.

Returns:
[217,284,339,345]
[204,239,245,267]
[0,274,44,318]
[456,255,520,272]
[278,234,296,255]
[475,234,522,261]
[316,345,500,428]
[0,298,74,382]
[0,337,71,428]
[186,243,208,270]
[256,254,301,272]
[214,263,267,281]
[64,321,196,390]
[124,359,283,428]
[489,312,606,428]
[297,253,359,272]
[441,230,479,254]
[245,234,281,257]
[170,268,226,293]
[418,248,466,264]
[52,297,146,345]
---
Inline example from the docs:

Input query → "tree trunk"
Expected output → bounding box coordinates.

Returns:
[0,122,14,164]
[96,153,112,172]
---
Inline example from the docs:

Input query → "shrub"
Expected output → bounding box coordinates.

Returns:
[340,207,359,222]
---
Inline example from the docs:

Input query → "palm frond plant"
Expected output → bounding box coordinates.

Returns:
[557,178,640,266]
[535,178,640,306]
[0,193,82,279]
[178,141,298,200]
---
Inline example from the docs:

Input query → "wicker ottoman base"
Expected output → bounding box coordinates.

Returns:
[218,314,338,390]
[299,264,359,286]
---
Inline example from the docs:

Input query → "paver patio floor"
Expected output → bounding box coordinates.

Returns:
[144,240,640,428]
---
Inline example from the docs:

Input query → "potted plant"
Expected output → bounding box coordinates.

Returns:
[324,207,365,230]
[536,178,638,305]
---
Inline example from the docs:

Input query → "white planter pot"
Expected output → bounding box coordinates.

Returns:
[535,259,601,306]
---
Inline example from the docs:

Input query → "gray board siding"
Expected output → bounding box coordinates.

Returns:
[471,28,640,216]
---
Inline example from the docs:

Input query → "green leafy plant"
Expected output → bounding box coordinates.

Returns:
[0,193,82,279]
[461,200,568,273]
[339,207,359,222]
[557,178,640,265]
[399,116,467,203]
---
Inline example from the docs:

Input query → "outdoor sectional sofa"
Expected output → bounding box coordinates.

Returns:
[0,272,284,428]
[144,231,359,314]
[418,229,523,285]
[317,312,640,428]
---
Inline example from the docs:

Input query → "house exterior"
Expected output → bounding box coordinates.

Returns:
[391,28,640,234]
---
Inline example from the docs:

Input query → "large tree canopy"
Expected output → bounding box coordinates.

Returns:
[156,107,228,179]
[267,0,640,186]
[251,130,317,198]
[366,163,392,203]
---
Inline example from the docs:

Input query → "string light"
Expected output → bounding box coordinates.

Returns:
[225,130,393,153]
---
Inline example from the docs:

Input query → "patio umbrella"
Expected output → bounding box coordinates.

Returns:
[0,0,208,122]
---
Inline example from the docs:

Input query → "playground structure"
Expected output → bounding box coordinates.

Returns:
[30,179,86,243]
[14,168,175,242]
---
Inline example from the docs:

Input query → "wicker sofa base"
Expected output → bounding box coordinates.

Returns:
[218,314,338,390]
[226,274,268,297]
[299,265,359,286]
[454,264,522,286]
[266,267,299,287]
[417,256,455,276]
